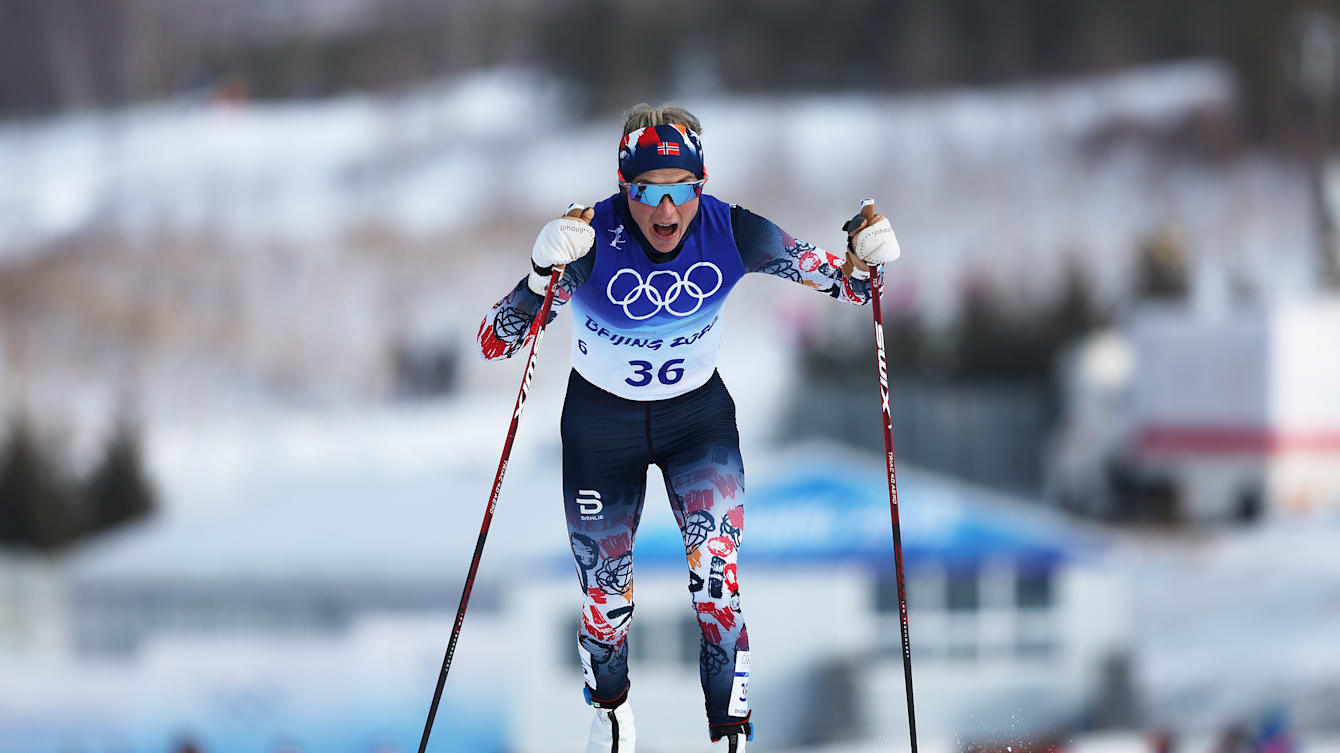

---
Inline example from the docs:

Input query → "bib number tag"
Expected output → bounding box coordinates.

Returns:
[625,358,686,387]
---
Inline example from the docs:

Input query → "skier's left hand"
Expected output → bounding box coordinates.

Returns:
[845,199,900,266]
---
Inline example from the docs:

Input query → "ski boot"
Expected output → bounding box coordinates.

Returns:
[586,700,635,753]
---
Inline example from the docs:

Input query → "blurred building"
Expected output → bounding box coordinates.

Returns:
[1130,299,1340,521]
[0,549,68,658]
[1048,299,1340,523]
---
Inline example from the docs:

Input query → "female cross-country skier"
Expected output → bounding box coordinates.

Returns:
[476,103,900,752]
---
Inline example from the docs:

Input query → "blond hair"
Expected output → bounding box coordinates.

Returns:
[621,102,702,136]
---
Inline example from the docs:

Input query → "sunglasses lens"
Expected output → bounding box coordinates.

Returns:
[670,184,697,204]
[626,182,702,206]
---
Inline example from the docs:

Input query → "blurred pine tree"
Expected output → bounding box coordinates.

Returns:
[0,419,79,552]
[85,419,156,535]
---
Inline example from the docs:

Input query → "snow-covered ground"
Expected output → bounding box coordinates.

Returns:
[795,737,1340,753]
[1125,516,1340,731]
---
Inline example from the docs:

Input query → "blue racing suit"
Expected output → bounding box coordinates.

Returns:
[477,192,876,736]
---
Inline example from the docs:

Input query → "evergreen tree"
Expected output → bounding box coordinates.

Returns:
[85,419,155,535]
[0,420,79,552]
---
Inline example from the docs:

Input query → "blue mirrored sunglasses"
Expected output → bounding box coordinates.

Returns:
[621,180,705,207]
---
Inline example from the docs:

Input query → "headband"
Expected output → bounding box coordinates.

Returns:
[617,123,706,182]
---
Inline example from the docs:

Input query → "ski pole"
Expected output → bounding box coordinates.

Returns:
[417,208,583,752]
[845,199,918,753]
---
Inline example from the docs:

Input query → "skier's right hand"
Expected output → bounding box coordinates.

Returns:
[528,204,595,294]
[532,203,595,270]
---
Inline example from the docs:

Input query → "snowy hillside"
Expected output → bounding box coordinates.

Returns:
[4,61,1314,295]
[0,61,1319,453]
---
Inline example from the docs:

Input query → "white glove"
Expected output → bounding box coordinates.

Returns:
[529,203,595,294]
[532,204,595,268]
[848,199,900,266]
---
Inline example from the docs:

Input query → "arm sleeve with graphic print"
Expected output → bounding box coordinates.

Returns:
[731,205,878,305]
[475,251,595,360]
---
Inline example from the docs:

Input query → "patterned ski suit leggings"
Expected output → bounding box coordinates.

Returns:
[562,369,751,736]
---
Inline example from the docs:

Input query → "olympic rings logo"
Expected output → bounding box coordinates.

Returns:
[606,262,723,320]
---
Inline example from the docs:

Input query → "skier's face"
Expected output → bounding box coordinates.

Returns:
[626,168,700,253]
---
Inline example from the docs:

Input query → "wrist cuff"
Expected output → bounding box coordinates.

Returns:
[527,270,552,296]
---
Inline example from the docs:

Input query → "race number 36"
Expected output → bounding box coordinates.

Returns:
[625,358,685,387]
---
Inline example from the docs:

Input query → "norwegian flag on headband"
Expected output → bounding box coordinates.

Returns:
[617,123,705,182]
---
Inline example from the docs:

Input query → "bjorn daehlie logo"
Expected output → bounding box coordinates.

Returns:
[606,262,723,321]
[578,489,604,520]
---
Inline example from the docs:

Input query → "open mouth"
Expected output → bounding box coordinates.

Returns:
[652,223,678,240]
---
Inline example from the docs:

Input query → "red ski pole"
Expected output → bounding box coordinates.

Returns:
[846,199,918,752]
[418,208,584,752]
